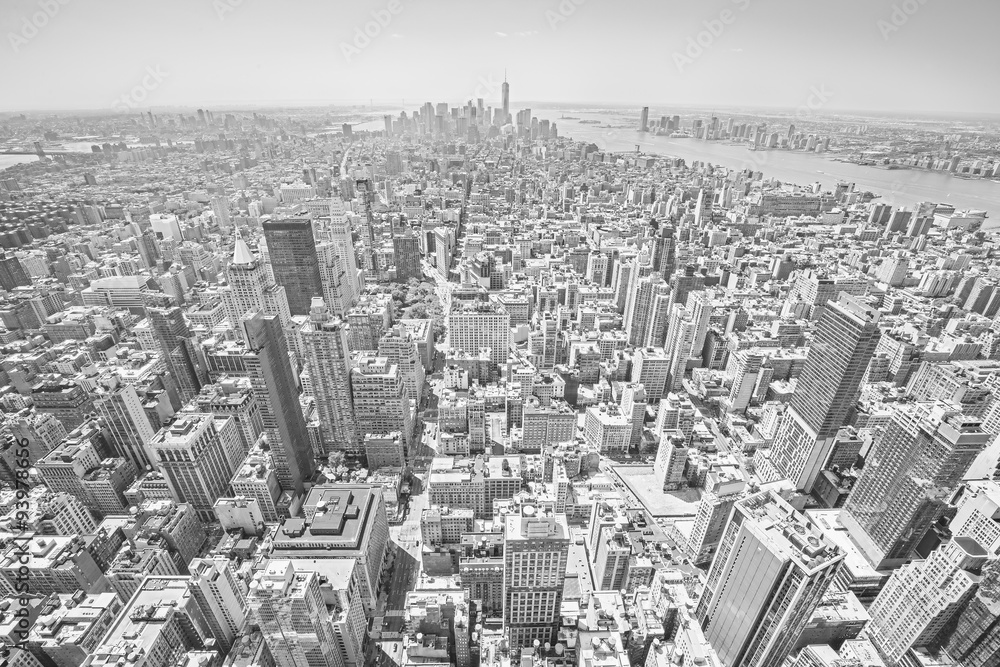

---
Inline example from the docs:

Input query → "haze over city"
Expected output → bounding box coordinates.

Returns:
[3,4,1000,667]
[2,0,999,114]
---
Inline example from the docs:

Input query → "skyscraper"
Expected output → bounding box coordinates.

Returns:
[866,538,985,665]
[148,306,205,404]
[696,490,844,667]
[639,106,649,132]
[149,413,242,522]
[248,560,343,667]
[839,402,991,569]
[243,310,314,498]
[392,231,422,283]
[189,556,249,653]
[503,504,569,652]
[224,230,292,341]
[501,75,510,124]
[935,557,1000,667]
[624,272,670,347]
[449,299,511,364]
[685,470,747,565]
[762,294,881,492]
[262,218,323,316]
[351,355,413,452]
[299,298,357,453]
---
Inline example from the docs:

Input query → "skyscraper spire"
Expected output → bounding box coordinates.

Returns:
[232,226,255,265]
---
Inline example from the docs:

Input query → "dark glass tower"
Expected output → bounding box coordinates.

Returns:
[148,306,204,404]
[263,218,322,316]
[242,310,314,497]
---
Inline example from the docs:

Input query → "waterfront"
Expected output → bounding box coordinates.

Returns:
[538,109,1000,229]
[0,155,38,171]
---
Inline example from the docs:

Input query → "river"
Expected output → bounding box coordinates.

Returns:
[0,155,38,172]
[538,109,1000,229]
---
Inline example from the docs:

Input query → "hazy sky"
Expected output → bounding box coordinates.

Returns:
[1,0,996,114]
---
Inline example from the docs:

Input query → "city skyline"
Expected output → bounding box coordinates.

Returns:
[1,0,999,114]
[3,4,1000,667]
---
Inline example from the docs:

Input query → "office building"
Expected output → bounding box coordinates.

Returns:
[148,306,205,404]
[378,323,426,407]
[866,538,985,665]
[223,232,291,341]
[762,294,881,492]
[263,218,323,316]
[696,490,844,667]
[93,377,158,473]
[839,402,991,569]
[81,576,210,667]
[299,298,357,453]
[393,232,422,283]
[189,556,249,654]
[503,504,569,652]
[242,310,314,498]
[270,485,390,614]
[449,299,510,364]
[351,355,413,451]
[149,414,242,522]
[686,470,747,565]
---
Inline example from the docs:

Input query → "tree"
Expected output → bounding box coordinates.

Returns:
[327,451,345,468]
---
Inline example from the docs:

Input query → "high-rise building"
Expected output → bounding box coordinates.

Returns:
[93,376,158,473]
[651,224,677,277]
[149,414,242,522]
[242,310,314,498]
[270,485,390,614]
[81,576,210,667]
[503,504,569,651]
[263,218,323,316]
[351,355,413,451]
[839,402,991,569]
[639,106,649,132]
[673,264,706,307]
[188,556,249,654]
[299,298,357,453]
[935,557,1000,667]
[223,231,292,341]
[724,351,766,414]
[501,77,510,123]
[449,299,511,364]
[248,560,342,667]
[866,538,986,666]
[624,272,670,347]
[762,294,881,492]
[378,323,426,407]
[686,470,747,565]
[393,232,422,283]
[148,306,206,404]
[696,490,844,667]
[0,251,30,291]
